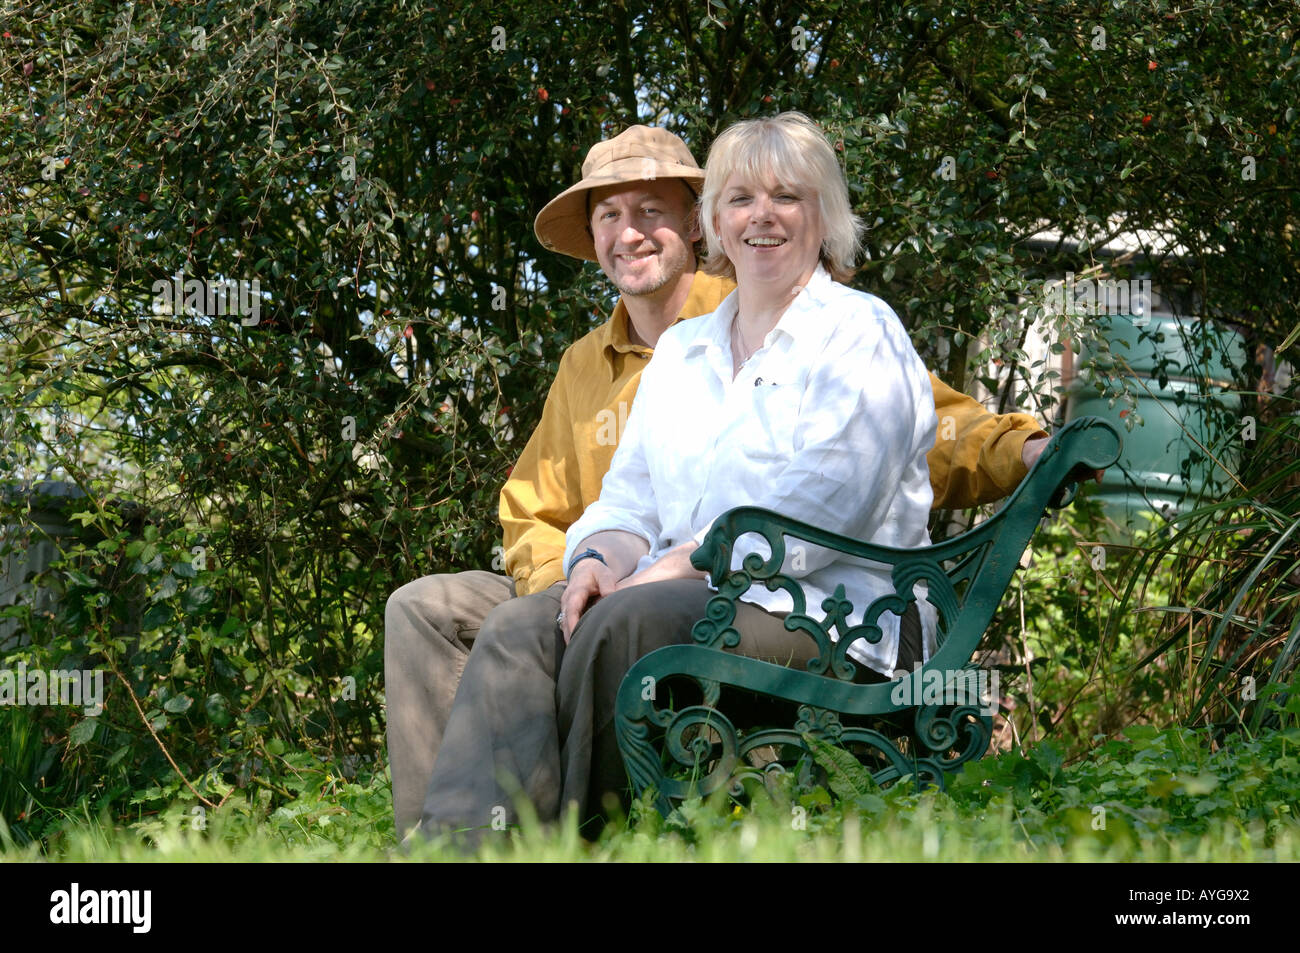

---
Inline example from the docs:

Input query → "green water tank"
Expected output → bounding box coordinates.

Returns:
[1066,313,1246,531]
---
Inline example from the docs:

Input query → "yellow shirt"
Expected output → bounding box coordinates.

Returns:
[499,272,1045,594]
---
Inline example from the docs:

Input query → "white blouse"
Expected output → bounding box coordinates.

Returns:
[564,265,936,674]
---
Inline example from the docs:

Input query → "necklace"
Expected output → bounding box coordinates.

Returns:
[731,316,761,367]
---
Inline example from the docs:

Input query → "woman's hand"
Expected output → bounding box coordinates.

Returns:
[560,558,620,643]
[561,541,705,641]
[559,526,648,641]
[615,541,705,591]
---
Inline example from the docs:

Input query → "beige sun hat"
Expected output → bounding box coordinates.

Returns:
[534,125,705,261]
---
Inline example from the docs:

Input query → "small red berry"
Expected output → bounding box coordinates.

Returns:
[1148,60,1158,71]
[1142,114,1152,126]
[471,210,481,223]
[537,87,548,102]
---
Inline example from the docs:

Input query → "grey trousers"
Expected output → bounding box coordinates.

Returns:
[416,578,832,839]
[384,570,523,837]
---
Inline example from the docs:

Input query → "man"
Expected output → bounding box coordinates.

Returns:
[385,125,1048,838]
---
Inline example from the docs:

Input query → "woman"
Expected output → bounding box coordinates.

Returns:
[420,112,935,840]
[561,111,934,664]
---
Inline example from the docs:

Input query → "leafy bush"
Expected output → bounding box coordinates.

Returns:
[2,0,1296,847]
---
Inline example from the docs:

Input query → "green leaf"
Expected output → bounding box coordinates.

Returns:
[141,604,171,631]
[181,585,213,612]
[1032,741,1064,781]
[1179,773,1220,796]
[69,717,99,746]
[803,733,879,801]
[151,573,179,602]
[205,693,233,727]
[1275,320,1300,355]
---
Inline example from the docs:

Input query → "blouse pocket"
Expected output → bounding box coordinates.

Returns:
[740,379,802,461]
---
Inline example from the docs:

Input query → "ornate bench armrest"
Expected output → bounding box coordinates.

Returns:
[685,417,1122,670]
[690,416,1121,579]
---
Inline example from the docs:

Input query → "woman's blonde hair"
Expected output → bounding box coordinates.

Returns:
[699,111,864,282]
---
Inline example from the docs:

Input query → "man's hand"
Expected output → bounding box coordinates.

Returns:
[614,541,704,591]
[1022,434,1105,485]
[559,558,619,643]
[1021,435,1048,471]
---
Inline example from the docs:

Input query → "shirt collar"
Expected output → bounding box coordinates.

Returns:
[686,263,836,354]
[598,271,736,377]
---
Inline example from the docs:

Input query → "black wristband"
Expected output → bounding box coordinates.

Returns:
[567,548,607,577]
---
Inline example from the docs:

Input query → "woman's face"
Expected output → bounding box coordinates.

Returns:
[715,173,822,293]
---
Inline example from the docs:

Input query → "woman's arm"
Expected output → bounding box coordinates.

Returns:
[615,540,706,590]
[559,528,652,641]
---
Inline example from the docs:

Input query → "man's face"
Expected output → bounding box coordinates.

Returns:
[589,180,700,299]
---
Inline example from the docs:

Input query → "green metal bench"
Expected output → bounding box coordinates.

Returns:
[615,416,1122,815]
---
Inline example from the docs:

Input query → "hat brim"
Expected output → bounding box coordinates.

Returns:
[534,162,705,262]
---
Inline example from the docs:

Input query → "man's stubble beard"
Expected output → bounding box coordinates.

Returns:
[612,243,693,299]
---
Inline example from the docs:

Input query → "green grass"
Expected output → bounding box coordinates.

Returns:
[3,723,1298,862]
[2,794,1294,863]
